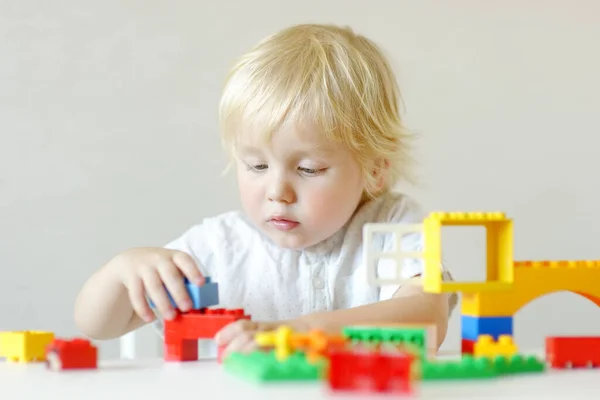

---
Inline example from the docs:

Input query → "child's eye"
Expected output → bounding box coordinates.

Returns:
[246,163,268,172]
[298,167,324,176]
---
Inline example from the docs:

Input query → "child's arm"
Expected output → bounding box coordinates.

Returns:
[296,277,450,347]
[74,247,204,340]
[216,276,451,353]
[74,256,147,340]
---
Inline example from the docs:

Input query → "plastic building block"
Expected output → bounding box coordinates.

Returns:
[164,339,198,362]
[545,336,600,368]
[164,308,250,362]
[354,323,438,359]
[0,331,55,363]
[473,334,518,358]
[421,354,544,380]
[165,308,249,340]
[149,277,219,310]
[255,325,294,361]
[422,212,514,294]
[289,329,347,363]
[342,326,426,359]
[224,350,326,382]
[327,345,415,393]
[421,356,498,380]
[256,326,348,363]
[363,222,424,287]
[462,260,600,316]
[489,354,545,374]
[461,315,513,341]
[461,338,476,354]
[45,338,97,371]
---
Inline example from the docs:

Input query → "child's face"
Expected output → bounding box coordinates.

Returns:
[234,122,366,249]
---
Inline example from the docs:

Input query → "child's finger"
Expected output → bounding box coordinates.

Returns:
[171,252,204,285]
[157,260,192,312]
[127,278,155,322]
[224,330,255,355]
[215,319,256,345]
[142,269,175,320]
[240,336,260,354]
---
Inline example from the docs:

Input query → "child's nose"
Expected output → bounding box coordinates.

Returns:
[267,178,296,204]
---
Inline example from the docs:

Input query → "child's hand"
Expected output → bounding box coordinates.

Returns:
[112,247,205,322]
[215,320,279,355]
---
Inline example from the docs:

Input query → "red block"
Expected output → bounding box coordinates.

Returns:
[545,336,600,369]
[164,339,198,362]
[45,338,97,371]
[461,338,476,355]
[327,345,415,394]
[163,308,250,362]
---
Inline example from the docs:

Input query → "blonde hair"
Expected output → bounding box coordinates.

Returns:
[218,24,415,198]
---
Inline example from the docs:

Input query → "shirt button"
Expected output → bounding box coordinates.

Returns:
[312,277,324,290]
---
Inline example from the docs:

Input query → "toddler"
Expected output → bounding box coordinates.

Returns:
[74,23,457,354]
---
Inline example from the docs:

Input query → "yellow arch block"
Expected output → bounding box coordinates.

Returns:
[474,334,518,358]
[255,325,294,361]
[423,212,514,293]
[0,331,55,363]
[462,260,600,316]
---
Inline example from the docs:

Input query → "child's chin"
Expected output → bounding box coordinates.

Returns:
[267,232,316,250]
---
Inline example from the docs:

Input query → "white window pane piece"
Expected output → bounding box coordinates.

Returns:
[363,222,424,287]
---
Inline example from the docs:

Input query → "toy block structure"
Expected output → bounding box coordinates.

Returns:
[545,336,600,368]
[226,324,421,393]
[225,325,331,382]
[0,331,55,363]
[45,338,97,371]
[164,308,250,361]
[364,211,600,360]
[154,275,251,362]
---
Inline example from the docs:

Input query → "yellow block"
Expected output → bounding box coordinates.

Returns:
[255,325,294,361]
[422,212,514,294]
[462,260,600,316]
[474,334,518,358]
[0,331,55,363]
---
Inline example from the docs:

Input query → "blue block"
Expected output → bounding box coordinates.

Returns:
[461,315,513,341]
[148,276,219,310]
[188,279,219,309]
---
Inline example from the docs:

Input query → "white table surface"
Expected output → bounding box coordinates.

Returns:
[1,355,598,400]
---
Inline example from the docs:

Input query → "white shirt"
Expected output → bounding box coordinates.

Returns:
[164,191,456,322]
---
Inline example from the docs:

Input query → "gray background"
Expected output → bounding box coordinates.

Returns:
[2,0,599,359]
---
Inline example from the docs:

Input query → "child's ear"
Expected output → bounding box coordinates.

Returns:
[371,158,390,189]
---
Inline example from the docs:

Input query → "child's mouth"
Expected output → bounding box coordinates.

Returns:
[269,218,300,231]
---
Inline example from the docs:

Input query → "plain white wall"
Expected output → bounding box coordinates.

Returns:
[2,0,600,359]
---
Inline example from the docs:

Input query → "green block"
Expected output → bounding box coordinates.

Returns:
[421,356,498,380]
[223,350,326,382]
[489,354,545,374]
[342,326,426,358]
